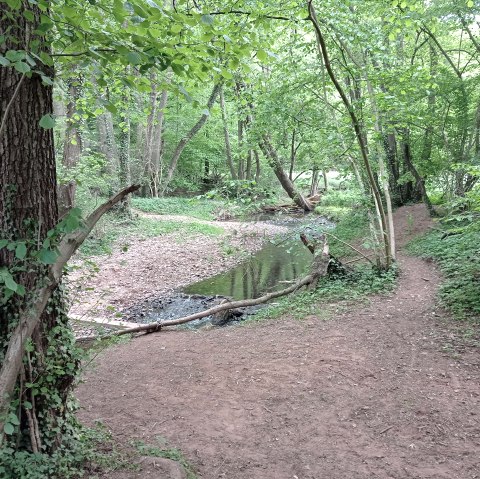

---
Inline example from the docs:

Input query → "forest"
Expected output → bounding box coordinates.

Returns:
[0,0,479,478]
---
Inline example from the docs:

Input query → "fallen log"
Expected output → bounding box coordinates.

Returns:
[76,273,315,342]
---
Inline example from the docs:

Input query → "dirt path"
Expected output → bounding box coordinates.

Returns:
[76,205,480,479]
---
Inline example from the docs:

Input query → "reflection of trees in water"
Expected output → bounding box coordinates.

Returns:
[187,240,314,300]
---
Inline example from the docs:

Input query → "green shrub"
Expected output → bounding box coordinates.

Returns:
[408,222,480,320]
[319,189,365,208]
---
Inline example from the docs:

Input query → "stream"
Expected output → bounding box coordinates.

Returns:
[123,213,334,327]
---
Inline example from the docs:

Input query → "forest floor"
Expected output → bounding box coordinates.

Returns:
[76,204,480,479]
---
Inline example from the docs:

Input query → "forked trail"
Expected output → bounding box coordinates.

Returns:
[77,205,480,479]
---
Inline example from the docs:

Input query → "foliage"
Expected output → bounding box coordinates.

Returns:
[319,188,365,208]
[132,439,197,479]
[408,220,480,321]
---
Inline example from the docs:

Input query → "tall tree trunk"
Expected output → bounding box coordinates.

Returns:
[254,149,261,183]
[160,82,221,195]
[0,4,77,452]
[259,135,313,211]
[237,118,245,180]
[289,128,297,181]
[62,78,82,169]
[58,77,82,216]
[150,88,168,196]
[310,167,320,196]
[308,0,391,268]
[219,85,237,179]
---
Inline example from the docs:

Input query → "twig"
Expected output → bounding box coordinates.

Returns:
[323,232,375,265]
[0,74,25,139]
[379,425,394,435]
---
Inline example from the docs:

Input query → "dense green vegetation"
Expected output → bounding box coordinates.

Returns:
[1,0,480,477]
[409,220,480,321]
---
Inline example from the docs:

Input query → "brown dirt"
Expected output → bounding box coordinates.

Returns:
[76,205,480,479]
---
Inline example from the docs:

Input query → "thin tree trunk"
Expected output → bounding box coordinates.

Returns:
[307,0,391,268]
[219,85,237,179]
[259,134,313,211]
[161,82,222,195]
[150,88,169,196]
[254,149,261,182]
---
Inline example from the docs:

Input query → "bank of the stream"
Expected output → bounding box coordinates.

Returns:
[69,201,390,334]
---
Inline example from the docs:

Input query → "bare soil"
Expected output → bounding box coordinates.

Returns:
[76,205,480,479]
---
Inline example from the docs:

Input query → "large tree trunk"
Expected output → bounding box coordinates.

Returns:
[259,135,313,211]
[0,4,77,452]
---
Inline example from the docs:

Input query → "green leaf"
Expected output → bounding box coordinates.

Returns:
[171,24,182,33]
[39,114,55,129]
[13,61,30,74]
[0,56,10,66]
[4,274,18,292]
[40,74,53,85]
[15,242,27,260]
[0,240,8,249]
[6,0,21,10]
[201,14,214,25]
[467,0,474,6]
[104,102,118,114]
[23,10,35,21]
[3,423,14,435]
[256,50,268,62]
[126,51,142,65]
[38,249,58,264]
[8,414,20,426]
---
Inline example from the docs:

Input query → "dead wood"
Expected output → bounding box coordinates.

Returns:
[0,185,140,439]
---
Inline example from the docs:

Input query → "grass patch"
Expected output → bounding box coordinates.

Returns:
[132,197,225,220]
[80,215,223,256]
[250,266,397,323]
[407,223,480,321]
[132,439,197,479]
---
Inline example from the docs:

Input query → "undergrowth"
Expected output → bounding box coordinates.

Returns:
[407,221,480,321]
[250,266,398,322]
[132,439,197,479]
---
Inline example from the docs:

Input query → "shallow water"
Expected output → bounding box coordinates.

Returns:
[184,214,334,300]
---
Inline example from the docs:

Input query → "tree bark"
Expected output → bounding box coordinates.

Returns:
[0,3,75,452]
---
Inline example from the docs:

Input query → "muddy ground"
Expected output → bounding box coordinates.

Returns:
[76,205,479,479]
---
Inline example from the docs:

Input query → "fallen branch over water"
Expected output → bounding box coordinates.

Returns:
[77,236,333,343]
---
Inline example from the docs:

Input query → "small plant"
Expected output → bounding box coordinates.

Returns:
[408,220,480,321]
[131,439,197,479]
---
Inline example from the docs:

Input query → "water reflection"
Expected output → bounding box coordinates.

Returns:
[184,239,314,300]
